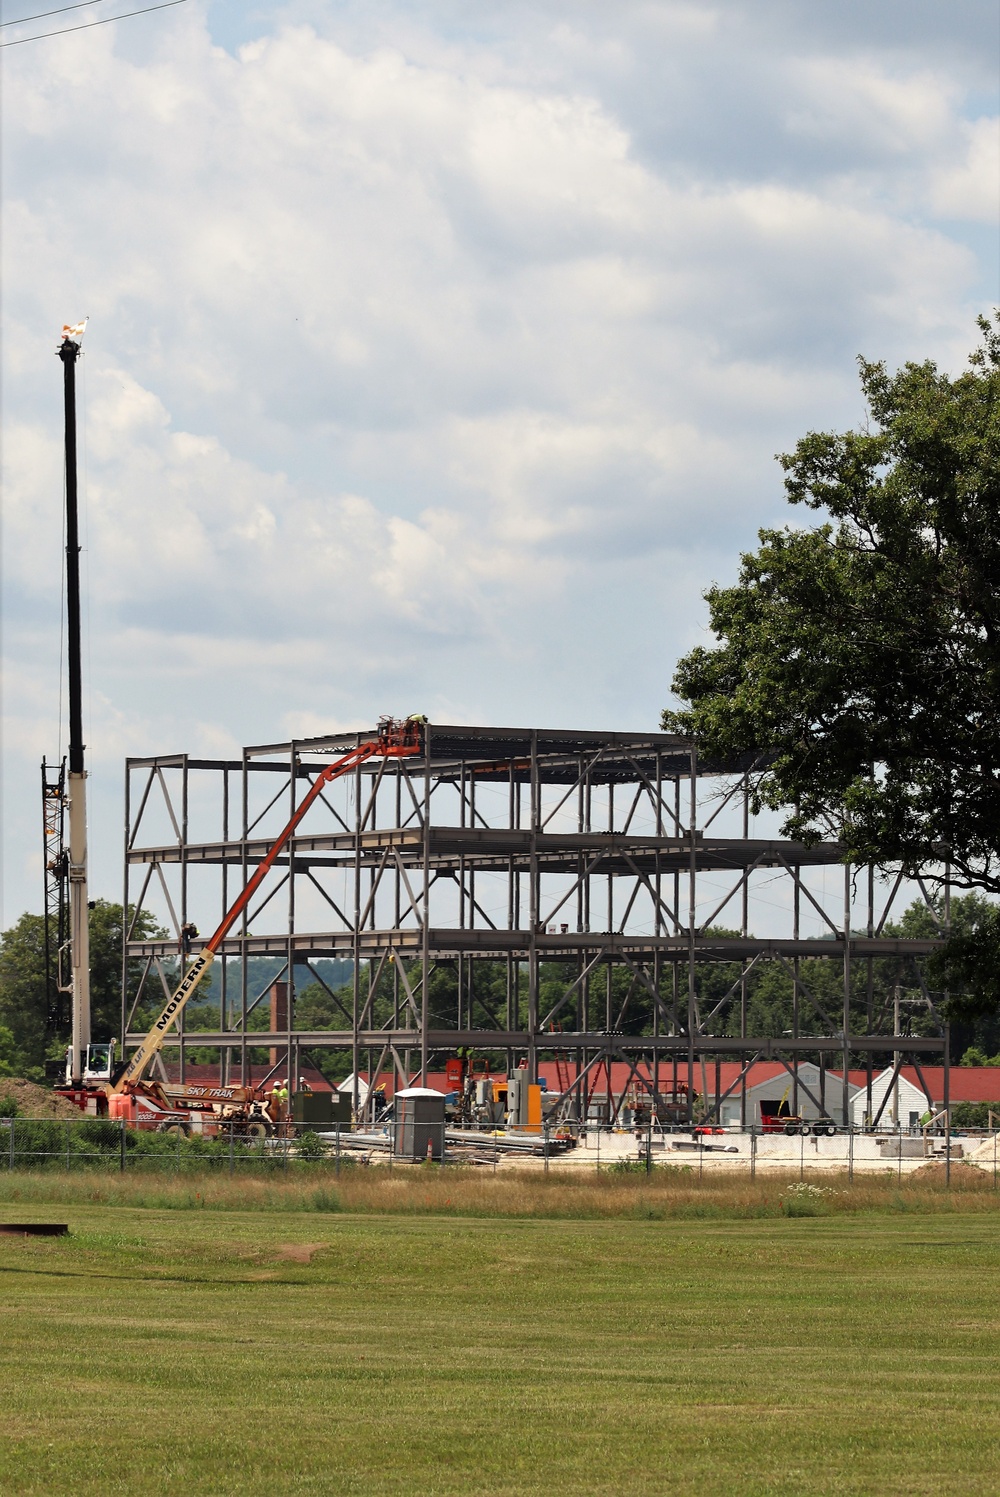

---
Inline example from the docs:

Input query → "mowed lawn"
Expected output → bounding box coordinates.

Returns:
[1,1206,998,1495]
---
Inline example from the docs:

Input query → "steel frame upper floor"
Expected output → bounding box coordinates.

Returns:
[121,721,952,1120]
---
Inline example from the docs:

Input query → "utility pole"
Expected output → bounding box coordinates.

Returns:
[892,982,900,1130]
[58,322,90,1085]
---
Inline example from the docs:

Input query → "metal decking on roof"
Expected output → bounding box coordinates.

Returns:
[236,722,711,782]
[121,717,950,1110]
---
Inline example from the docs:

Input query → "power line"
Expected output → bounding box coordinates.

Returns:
[0,0,189,46]
[1,2,114,29]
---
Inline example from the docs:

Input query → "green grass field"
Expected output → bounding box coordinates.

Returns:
[1,1178,999,1494]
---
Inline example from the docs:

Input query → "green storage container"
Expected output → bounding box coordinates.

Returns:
[291,1091,346,1128]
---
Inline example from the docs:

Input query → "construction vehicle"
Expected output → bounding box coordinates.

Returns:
[58,718,423,1129]
[759,1092,837,1137]
[444,1052,493,1124]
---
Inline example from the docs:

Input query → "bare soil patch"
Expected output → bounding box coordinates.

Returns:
[276,1242,327,1263]
[0,1078,81,1119]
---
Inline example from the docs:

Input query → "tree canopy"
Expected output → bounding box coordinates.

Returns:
[666,317,1000,885]
[664,318,1000,1008]
[0,900,164,1079]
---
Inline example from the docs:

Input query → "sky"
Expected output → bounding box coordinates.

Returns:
[1,0,998,920]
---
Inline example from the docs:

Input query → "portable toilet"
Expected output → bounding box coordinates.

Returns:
[394,1087,446,1160]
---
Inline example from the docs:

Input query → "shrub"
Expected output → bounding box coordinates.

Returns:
[951,1101,994,1129]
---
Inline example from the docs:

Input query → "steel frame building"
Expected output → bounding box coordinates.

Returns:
[121,723,950,1125]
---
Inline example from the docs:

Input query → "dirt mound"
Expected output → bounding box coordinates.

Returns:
[910,1160,991,1188]
[0,1078,83,1119]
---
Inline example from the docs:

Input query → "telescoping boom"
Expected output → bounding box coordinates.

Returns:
[110,717,424,1095]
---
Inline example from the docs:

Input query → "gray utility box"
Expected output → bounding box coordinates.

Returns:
[292,1091,352,1129]
[394,1087,446,1160]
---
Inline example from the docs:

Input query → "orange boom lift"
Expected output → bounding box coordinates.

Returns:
[105,718,423,1117]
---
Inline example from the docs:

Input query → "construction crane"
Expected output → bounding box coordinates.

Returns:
[104,717,424,1115]
[40,323,93,1088]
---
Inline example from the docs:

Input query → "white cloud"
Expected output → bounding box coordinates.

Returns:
[0,0,996,915]
[929,116,1000,223]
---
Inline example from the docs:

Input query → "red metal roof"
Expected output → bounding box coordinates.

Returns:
[899,1066,1000,1103]
[165,1058,998,1105]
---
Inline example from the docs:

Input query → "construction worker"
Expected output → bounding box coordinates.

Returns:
[298,1074,312,1097]
[270,1080,289,1121]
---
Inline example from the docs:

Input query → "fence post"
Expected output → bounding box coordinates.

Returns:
[543,1122,549,1176]
[848,1124,854,1184]
[66,1119,71,1172]
[335,1123,341,1177]
[120,1116,126,1174]
[8,1118,14,1172]
[228,1123,234,1179]
[750,1125,756,1182]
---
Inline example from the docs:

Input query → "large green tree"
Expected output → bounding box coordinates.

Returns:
[664,317,1000,1009]
[0,900,165,1078]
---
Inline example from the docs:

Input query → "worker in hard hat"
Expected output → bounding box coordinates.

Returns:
[298,1074,313,1097]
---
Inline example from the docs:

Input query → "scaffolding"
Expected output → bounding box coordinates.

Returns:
[121,723,949,1124]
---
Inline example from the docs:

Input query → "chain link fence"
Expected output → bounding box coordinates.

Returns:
[0,1114,989,1178]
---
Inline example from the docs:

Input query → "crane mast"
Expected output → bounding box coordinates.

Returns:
[58,324,91,1085]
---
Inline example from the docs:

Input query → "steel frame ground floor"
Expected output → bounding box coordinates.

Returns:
[121,721,952,1126]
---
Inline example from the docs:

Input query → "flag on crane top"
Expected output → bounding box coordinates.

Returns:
[61,319,88,343]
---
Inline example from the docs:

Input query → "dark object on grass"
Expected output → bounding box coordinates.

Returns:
[0,1223,69,1236]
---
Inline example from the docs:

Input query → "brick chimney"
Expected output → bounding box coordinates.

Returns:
[270,982,288,1068]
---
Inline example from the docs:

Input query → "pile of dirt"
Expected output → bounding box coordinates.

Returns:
[910,1159,990,1187]
[0,1078,82,1119]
